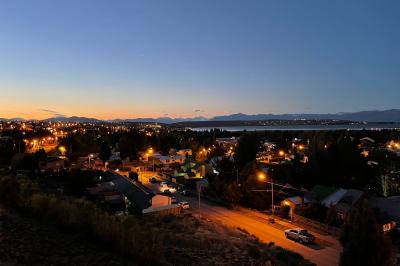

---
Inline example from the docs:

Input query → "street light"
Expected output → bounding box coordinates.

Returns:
[258,171,275,218]
[147,148,155,172]
[88,154,94,168]
[258,173,266,181]
[278,150,285,157]
[59,146,66,156]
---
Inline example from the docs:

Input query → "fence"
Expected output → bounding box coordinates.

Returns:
[292,214,341,237]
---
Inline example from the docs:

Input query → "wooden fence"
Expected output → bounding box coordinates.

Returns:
[292,214,341,237]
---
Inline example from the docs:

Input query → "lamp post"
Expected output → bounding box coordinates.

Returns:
[258,172,274,218]
[147,148,155,172]
[88,154,94,168]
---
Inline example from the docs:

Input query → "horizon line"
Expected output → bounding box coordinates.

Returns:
[1,108,399,121]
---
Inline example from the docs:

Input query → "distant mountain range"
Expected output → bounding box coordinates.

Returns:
[110,116,208,124]
[0,117,27,122]
[210,109,400,123]
[42,116,208,124]
[2,109,400,123]
[44,116,101,123]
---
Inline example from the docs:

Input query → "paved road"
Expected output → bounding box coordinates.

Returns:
[180,195,341,266]
[118,172,341,266]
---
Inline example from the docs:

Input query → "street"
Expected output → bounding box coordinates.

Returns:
[180,195,341,266]
[116,171,341,266]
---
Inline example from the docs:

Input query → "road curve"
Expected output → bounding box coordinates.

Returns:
[184,196,341,266]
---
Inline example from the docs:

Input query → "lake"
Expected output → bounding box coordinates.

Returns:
[190,123,400,132]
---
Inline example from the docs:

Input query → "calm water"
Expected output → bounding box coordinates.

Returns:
[191,123,400,132]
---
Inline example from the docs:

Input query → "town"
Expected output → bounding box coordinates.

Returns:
[0,119,399,265]
[1,1,399,265]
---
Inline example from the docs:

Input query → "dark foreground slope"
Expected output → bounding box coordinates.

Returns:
[0,206,135,266]
[0,176,313,266]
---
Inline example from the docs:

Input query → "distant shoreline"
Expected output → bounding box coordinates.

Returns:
[187,123,400,132]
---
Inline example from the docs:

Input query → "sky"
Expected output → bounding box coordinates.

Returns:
[0,0,399,120]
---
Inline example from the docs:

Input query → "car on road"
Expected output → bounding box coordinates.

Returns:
[149,177,158,183]
[160,181,168,187]
[180,190,191,196]
[178,201,190,210]
[284,228,315,244]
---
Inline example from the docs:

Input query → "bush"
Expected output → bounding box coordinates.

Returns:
[247,245,261,259]
[0,175,163,263]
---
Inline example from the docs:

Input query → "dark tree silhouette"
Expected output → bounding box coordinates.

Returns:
[235,132,259,170]
[340,201,394,266]
[99,141,111,163]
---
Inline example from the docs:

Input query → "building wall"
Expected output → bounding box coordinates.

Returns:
[152,194,171,208]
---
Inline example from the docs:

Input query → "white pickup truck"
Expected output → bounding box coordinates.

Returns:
[284,228,315,244]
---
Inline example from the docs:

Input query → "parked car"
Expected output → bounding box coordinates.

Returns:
[180,190,191,196]
[284,228,315,244]
[160,181,168,187]
[178,201,190,209]
[149,177,158,183]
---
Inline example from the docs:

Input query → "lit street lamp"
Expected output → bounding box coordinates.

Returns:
[258,172,275,218]
[147,148,155,172]
[88,154,94,168]
[59,146,67,156]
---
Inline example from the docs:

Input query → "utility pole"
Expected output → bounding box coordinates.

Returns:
[271,177,274,217]
[196,179,208,209]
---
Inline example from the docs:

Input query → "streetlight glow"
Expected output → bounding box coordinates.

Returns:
[258,172,266,181]
[59,146,66,155]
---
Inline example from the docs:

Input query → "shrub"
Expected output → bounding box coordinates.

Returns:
[280,205,291,219]
[0,175,163,264]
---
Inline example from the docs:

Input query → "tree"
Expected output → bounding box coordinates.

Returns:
[118,135,138,160]
[0,139,15,165]
[99,141,111,163]
[224,182,242,204]
[34,148,47,162]
[129,171,139,182]
[240,162,271,209]
[340,201,394,266]
[235,132,259,170]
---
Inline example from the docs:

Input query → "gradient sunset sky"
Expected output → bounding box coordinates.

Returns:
[0,0,399,120]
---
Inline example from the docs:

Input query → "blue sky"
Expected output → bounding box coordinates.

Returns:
[0,0,399,119]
